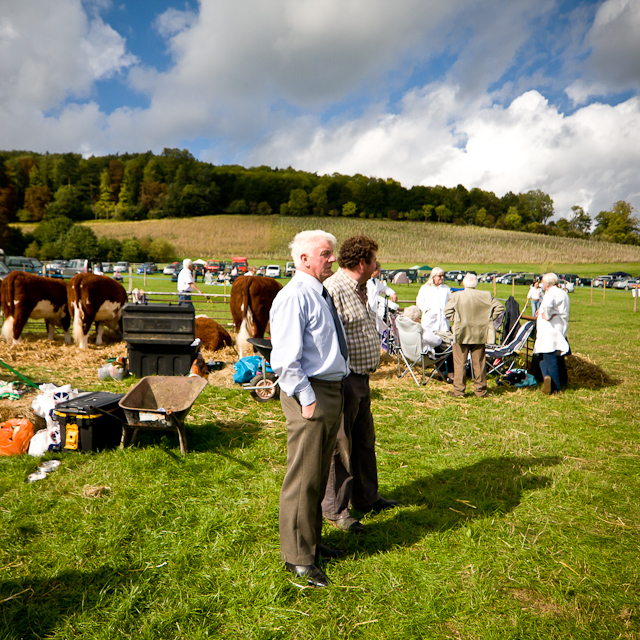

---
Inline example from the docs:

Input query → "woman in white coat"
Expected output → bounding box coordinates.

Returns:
[533,272,570,394]
[416,267,451,336]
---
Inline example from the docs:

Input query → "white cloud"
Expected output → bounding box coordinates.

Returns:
[571,0,640,101]
[1,0,640,223]
[247,87,640,218]
[0,0,134,112]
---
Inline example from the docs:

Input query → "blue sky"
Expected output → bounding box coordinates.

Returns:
[1,0,640,219]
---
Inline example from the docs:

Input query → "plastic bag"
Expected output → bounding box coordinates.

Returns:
[233,356,272,384]
[0,419,35,456]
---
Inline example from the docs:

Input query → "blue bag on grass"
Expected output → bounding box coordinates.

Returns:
[233,356,273,384]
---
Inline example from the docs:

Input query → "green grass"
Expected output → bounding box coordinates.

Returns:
[1,285,639,638]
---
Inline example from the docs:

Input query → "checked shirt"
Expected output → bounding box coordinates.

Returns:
[324,268,380,375]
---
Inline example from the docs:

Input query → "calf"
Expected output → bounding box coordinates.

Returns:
[1,271,71,345]
[67,273,128,349]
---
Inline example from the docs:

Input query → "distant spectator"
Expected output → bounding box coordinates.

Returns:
[93,262,103,276]
[177,259,201,303]
[527,280,541,315]
[367,261,397,334]
[444,273,504,398]
[416,267,451,336]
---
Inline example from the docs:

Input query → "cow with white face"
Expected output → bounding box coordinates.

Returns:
[67,273,128,349]
[1,271,71,345]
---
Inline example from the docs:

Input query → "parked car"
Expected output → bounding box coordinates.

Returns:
[613,277,640,290]
[479,271,502,282]
[0,261,10,281]
[592,275,615,288]
[559,273,580,285]
[46,259,67,271]
[114,261,129,273]
[496,272,521,284]
[164,262,179,275]
[285,261,296,277]
[102,262,113,273]
[6,256,45,274]
[57,258,89,278]
[265,265,281,278]
[513,273,537,286]
[559,279,575,293]
[136,262,157,275]
[445,270,466,282]
[256,265,266,276]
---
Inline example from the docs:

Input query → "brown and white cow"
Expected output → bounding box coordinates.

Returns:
[67,273,128,349]
[229,275,282,358]
[1,271,71,345]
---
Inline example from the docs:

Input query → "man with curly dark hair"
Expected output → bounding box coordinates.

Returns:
[321,235,398,534]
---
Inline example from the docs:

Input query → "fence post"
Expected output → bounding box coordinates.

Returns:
[493,277,496,296]
[634,286,638,313]
[603,279,606,301]
[590,281,593,306]
[128,266,133,292]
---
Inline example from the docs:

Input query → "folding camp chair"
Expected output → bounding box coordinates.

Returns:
[395,315,453,385]
[485,320,535,377]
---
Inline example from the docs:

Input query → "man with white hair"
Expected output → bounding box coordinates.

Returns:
[444,273,504,398]
[177,258,201,303]
[269,230,349,588]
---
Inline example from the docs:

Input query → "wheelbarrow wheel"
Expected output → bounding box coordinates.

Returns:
[249,373,279,402]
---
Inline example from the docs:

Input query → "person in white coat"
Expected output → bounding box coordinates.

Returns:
[416,267,451,336]
[366,262,397,334]
[533,272,570,394]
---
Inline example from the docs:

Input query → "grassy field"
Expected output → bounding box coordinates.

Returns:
[1,278,639,638]
[74,216,640,269]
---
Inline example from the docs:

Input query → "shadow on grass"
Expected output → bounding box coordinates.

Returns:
[330,455,561,555]
[0,565,136,640]
[130,418,264,456]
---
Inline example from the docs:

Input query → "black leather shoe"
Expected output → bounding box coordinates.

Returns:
[332,515,366,533]
[360,497,399,514]
[285,562,331,587]
[316,543,347,560]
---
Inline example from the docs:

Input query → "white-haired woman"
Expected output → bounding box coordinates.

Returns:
[416,267,451,337]
[177,258,201,304]
[533,272,570,394]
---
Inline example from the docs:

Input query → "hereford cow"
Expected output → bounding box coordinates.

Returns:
[230,276,282,358]
[67,273,128,349]
[195,316,234,351]
[1,271,71,345]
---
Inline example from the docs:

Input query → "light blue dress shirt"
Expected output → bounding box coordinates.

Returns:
[269,271,349,406]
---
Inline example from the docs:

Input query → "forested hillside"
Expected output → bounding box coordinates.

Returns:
[0,148,638,258]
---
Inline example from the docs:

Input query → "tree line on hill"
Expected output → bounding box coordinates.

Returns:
[0,148,638,260]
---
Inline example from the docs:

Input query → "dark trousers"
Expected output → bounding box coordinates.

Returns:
[322,372,380,521]
[539,352,567,393]
[452,343,487,397]
[279,379,344,565]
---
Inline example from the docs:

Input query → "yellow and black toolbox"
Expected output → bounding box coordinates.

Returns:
[54,392,125,452]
